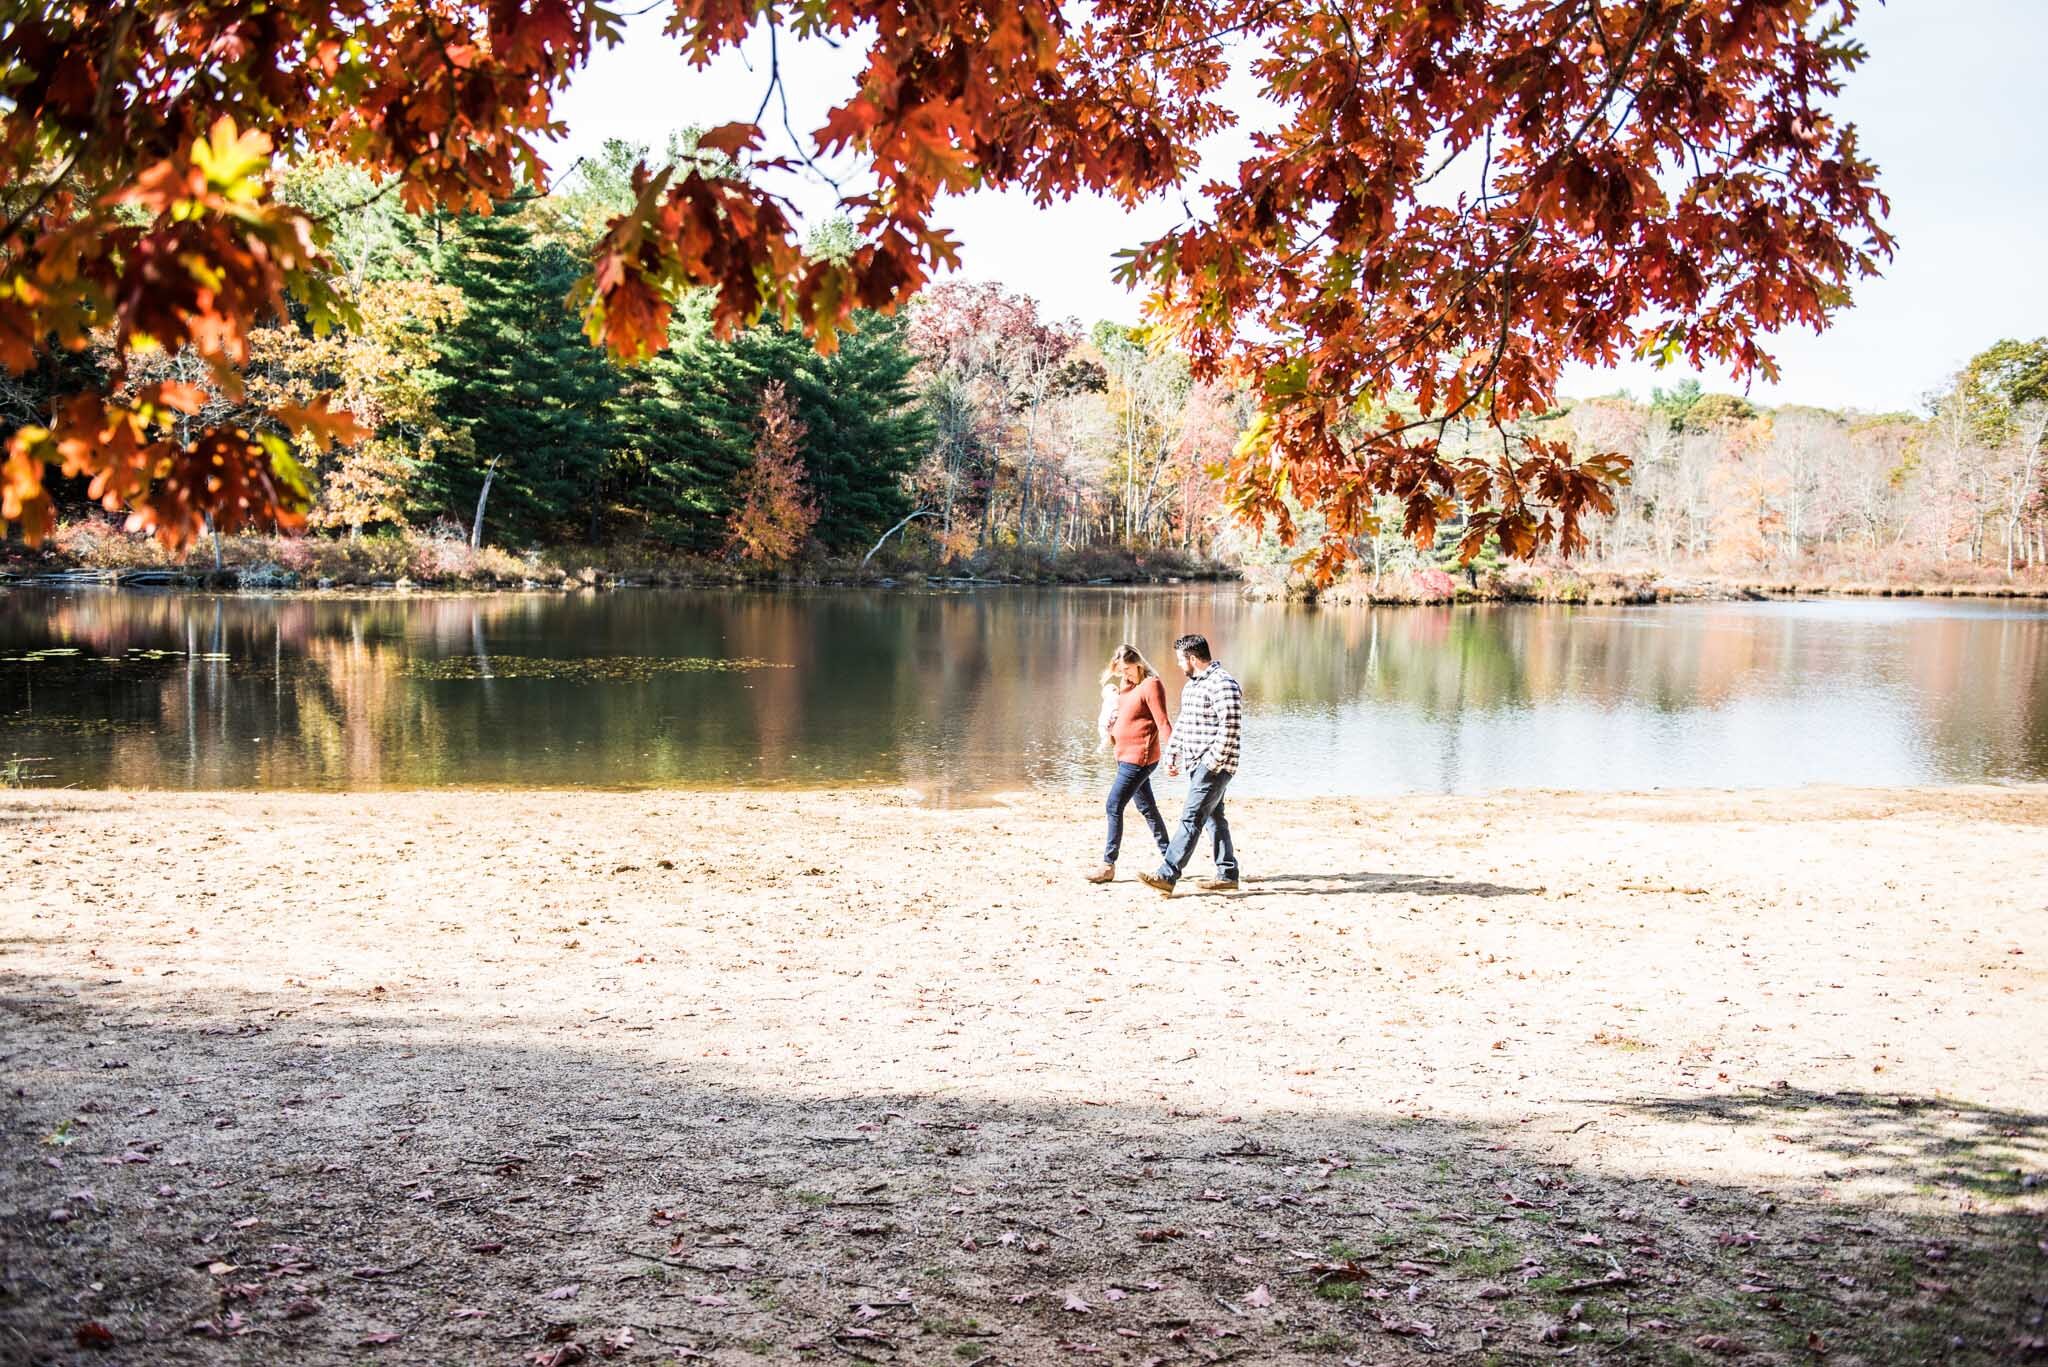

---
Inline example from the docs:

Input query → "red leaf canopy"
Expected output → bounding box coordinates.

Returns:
[1,0,1887,568]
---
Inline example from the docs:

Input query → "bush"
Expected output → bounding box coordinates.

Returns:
[1408,567,1457,602]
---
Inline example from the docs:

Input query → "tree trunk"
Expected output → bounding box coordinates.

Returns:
[860,510,937,574]
[470,456,499,551]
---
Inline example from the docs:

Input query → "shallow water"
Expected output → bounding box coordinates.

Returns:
[2,586,2045,801]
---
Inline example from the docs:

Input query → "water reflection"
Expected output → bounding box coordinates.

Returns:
[2,588,2044,800]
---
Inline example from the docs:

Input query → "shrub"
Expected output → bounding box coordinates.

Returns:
[1408,567,1457,602]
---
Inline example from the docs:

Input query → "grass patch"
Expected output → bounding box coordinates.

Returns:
[1296,1329,1357,1353]
[1447,1234,1525,1279]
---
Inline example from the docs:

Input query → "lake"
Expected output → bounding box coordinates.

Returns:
[2,586,2045,801]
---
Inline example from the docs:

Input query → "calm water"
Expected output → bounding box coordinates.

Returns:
[2,586,2045,801]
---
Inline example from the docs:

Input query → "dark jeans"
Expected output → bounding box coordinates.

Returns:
[1157,763,1238,885]
[1104,761,1170,865]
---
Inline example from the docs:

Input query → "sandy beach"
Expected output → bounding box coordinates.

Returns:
[3,784,2044,1364]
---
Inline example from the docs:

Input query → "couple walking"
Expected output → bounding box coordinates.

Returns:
[1089,632,1241,895]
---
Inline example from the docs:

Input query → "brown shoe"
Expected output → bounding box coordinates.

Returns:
[1196,877,1240,892]
[1084,864,1115,884]
[1137,871,1175,896]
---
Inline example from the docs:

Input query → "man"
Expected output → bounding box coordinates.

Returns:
[1140,633,1242,896]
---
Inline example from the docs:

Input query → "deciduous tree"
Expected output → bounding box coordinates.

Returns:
[725,380,818,565]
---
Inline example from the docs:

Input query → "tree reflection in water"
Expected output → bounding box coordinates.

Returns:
[1,589,2044,800]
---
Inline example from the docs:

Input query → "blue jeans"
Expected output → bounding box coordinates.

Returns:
[1104,761,1170,865]
[1157,764,1237,885]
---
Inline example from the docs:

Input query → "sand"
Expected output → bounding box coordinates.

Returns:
[2,783,2044,1364]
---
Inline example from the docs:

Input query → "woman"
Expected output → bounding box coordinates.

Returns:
[1086,644,1173,883]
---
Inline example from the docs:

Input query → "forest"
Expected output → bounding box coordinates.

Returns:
[4,141,2041,594]
[2,137,1236,586]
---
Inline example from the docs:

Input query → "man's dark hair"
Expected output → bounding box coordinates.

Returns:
[1173,633,1211,662]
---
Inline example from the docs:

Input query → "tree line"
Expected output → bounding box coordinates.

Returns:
[12,140,1255,570]
[1552,342,2048,579]
[10,139,2040,582]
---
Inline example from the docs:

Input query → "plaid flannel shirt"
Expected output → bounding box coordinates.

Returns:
[1167,662,1242,774]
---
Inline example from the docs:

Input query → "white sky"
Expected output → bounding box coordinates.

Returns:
[547,1,2046,415]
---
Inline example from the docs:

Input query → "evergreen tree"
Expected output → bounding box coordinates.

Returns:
[720,311,931,550]
[421,207,623,545]
[611,304,750,551]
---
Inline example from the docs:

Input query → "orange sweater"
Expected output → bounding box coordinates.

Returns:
[1108,676,1173,765]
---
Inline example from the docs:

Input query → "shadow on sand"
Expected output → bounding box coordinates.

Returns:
[2,971,2041,1364]
[1229,872,1540,900]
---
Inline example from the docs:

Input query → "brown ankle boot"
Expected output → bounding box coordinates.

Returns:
[1084,864,1115,884]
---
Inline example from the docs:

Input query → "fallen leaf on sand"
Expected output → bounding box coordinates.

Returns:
[74,1322,116,1348]
[1244,1285,1274,1308]
[1695,1334,1748,1356]
[1377,1314,1435,1338]
[543,1285,579,1301]
[359,1331,403,1346]
[282,1298,321,1319]
[1064,1292,1091,1314]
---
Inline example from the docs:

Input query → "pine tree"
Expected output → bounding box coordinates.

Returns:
[720,312,931,551]
[610,298,750,550]
[421,207,623,545]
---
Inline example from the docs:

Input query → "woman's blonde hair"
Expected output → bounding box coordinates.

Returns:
[1100,643,1155,689]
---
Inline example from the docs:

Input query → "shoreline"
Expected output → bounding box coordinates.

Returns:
[3,781,2042,1362]
[6,566,2048,604]
[7,777,2048,804]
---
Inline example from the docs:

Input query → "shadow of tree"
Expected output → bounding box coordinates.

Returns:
[1232,872,1540,899]
[3,973,2042,1364]
[1608,1088,2048,1205]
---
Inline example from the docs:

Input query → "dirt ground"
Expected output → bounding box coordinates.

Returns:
[2,784,2044,1366]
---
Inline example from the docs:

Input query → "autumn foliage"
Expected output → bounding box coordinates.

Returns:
[3,1,1887,575]
[725,381,819,565]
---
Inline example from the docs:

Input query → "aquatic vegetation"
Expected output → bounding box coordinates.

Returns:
[403,655,790,682]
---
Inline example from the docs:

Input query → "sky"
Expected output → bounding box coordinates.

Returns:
[546,2,2048,415]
